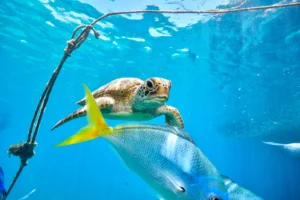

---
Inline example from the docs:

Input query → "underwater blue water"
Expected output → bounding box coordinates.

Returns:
[0,0,300,199]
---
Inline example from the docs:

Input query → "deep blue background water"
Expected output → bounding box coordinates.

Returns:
[0,0,300,199]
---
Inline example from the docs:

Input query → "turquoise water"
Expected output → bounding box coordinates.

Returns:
[0,0,300,199]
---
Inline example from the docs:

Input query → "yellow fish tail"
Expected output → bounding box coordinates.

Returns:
[55,84,113,147]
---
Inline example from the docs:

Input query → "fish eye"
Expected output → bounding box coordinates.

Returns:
[146,81,153,88]
[210,196,222,200]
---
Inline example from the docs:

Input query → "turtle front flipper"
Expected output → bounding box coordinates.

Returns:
[156,105,184,128]
[51,97,115,131]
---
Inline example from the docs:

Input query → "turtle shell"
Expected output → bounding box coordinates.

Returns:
[76,78,143,106]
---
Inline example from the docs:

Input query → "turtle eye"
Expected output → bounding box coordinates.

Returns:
[146,81,153,88]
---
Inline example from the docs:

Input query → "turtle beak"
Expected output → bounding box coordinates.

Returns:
[148,85,169,101]
[154,86,169,99]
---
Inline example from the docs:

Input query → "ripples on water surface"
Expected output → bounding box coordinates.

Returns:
[0,0,299,199]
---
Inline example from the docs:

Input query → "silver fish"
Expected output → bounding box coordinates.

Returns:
[263,141,300,157]
[55,84,229,200]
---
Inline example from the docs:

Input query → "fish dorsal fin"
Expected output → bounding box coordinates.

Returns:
[114,123,196,144]
[165,125,196,145]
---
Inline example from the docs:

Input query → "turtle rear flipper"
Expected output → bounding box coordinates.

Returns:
[76,99,85,106]
[51,97,114,131]
[156,105,184,128]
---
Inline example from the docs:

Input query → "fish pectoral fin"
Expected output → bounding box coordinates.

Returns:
[164,174,185,193]
[55,84,113,147]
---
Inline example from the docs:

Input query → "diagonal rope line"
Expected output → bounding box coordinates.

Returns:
[3,2,300,199]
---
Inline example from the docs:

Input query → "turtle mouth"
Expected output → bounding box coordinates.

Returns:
[150,96,168,101]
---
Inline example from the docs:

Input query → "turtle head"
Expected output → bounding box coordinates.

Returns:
[133,78,172,109]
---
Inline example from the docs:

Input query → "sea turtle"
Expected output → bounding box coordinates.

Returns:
[51,77,184,130]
